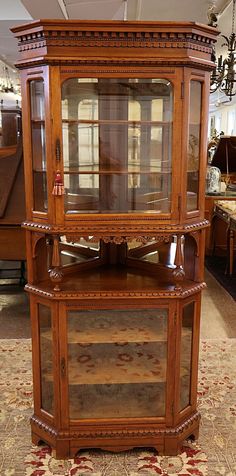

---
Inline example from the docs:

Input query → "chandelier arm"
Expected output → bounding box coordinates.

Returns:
[210,0,236,101]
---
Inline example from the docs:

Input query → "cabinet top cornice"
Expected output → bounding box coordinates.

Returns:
[11,19,219,34]
[11,19,219,69]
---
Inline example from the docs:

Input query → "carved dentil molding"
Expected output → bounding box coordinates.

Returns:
[17,29,214,54]
[25,282,206,300]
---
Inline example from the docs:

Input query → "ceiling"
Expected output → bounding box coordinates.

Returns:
[0,0,233,67]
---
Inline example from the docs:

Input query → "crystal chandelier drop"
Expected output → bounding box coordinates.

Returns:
[0,66,14,93]
[210,0,236,101]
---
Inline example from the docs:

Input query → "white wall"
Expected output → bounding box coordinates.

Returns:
[208,96,236,138]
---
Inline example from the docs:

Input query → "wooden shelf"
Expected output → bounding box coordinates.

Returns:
[62,119,171,126]
[31,119,45,124]
[36,264,198,297]
[42,311,169,344]
[42,341,190,385]
[42,322,190,345]
[63,169,171,175]
[69,382,166,419]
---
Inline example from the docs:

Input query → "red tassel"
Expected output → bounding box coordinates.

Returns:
[52,170,64,196]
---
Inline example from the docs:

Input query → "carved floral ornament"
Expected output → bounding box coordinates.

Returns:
[65,235,171,245]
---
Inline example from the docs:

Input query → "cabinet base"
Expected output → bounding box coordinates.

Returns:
[31,411,200,459]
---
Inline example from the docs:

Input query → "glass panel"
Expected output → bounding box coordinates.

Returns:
[30,80,47,212]
[67,308,168,419]
[38,304,54,414]
[180,301,194,410]
[187,81,202,212]
[62,78,173,214]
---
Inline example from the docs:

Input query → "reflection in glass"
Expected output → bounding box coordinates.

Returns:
[67,309,168,419]
[30,80,47,212]
[127,238,176,266]
[38,304,54,415]
[187,81,202,212]
[60,235,100,266]
[180,302,194,410]
[61,78,173,214]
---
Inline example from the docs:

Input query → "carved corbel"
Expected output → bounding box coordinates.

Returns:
[32,233,45,259]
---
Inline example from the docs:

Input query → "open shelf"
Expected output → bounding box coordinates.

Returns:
[36,264,198,296]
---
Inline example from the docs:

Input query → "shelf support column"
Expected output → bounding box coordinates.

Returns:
[173,234,185,288]
[49,234,63,291]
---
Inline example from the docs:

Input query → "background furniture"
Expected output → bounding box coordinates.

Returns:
[13,19,218,458]
[205,193,236,255]
[212,201,236,274]
[0,132,26,284]
[0,106,21,147]
[205,136,236,256]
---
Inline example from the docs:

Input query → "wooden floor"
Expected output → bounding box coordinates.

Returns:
[0,268,235,339]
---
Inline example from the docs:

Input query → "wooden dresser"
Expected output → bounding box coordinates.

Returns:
[0,138,26,282]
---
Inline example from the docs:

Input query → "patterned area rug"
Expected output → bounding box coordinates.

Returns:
[0,338,236,476]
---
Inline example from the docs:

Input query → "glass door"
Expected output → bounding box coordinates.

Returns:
[66,308,168,419]
[61,78,173,215]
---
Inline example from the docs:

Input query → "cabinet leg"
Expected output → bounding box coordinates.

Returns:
[164,437,182,456]
[187,426,200,442]
[54,440,70,459]
[32,431,43,446]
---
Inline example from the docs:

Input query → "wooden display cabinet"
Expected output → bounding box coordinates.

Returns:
[12,20,218,458]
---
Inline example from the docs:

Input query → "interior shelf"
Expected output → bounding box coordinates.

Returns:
[41,327,191,345]
[63,169,171,175]
[69,382,166,419]
[42,311,169,344]
[62,119,171,125]
[43,341,167,384]
[42,341,190,386]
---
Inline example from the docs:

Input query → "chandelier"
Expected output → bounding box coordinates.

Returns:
[0,66,15,93]
[210,0,236,101]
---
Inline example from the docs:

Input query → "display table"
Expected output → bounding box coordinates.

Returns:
[205,192,236,255]
[213,200,236,275]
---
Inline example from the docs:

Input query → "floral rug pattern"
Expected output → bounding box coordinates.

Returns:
[0,338,236,476]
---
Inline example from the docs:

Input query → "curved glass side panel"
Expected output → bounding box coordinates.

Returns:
[61,78,173,214]
[187,81,202,212]
[30,80,47,212]
[38,303,54,415]
[180,301,194,410]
